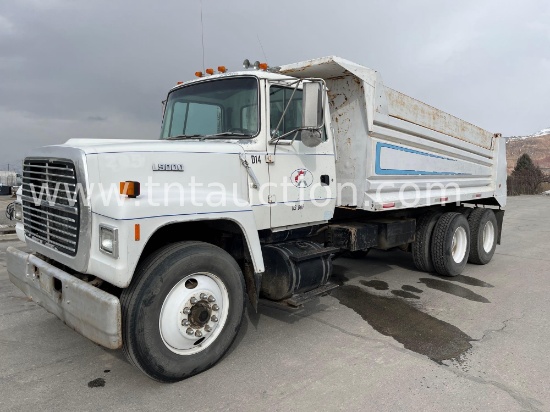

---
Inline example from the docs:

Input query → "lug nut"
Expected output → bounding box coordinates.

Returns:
[183,307,191,314]
[204,325,212,332]
[208,295,216,302]
[181,320,190,327]
[200,293,207,300]
[195,330,203,338]
[190,297,197,304]
[212,304,219,311]
[211,315,218,323]
[186,328,194,335]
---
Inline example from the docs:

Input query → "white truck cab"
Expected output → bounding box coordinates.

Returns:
[7,56,506,382]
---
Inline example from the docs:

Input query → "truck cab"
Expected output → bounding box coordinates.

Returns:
[160,71,337,230]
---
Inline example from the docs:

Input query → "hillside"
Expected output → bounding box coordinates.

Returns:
[506,128,550,174]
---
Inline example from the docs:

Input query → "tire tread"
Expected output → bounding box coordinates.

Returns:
[431,212,470,277]
[468,208,497,265]
[412,211,442,273]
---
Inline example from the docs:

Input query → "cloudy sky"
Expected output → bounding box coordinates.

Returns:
[1,0,549,171]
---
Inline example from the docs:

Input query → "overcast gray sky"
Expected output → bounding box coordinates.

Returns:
[1,0,549,171]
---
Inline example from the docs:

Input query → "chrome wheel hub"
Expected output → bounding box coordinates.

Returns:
[159,272,229,355]
[482,220,495,253]
[451,226,468,263]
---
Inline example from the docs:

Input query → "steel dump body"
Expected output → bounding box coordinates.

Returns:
[279,56,507,211]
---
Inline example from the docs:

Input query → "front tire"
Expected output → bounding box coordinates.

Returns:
[431,212,471,277]
[468,208,498,265]
[121,241,245,382]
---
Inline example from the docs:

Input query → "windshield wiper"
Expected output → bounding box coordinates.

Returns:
[166,132,252,140]
[204,132,252,138]
[166,134,202,140]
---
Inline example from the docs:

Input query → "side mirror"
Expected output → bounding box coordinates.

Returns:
[301,82,324,147]
[302,81,323,129]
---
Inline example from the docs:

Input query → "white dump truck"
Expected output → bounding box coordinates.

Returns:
[7,56,506,382]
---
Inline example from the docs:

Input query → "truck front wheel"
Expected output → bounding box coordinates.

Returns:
[121,241,245,382]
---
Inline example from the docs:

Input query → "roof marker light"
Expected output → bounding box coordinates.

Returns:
[205,68,214,75]
[195,71,203,78]
[176,81,184,85]
[258,62,268,71]
[218,65,227,73]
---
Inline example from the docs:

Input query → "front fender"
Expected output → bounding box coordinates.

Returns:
[87,208,264,288]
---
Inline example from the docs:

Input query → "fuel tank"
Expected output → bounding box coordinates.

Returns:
[260,240,333,301]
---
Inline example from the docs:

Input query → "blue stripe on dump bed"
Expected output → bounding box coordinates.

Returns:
[375,142,469,176]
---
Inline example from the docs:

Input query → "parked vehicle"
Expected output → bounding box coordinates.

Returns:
[7,56,506,382]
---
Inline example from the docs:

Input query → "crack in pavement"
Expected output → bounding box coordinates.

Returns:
[296,309,545,411]
[443,367,544,412]
[475,313,526,343]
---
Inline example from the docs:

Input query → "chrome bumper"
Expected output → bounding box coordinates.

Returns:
[6,247,122,349]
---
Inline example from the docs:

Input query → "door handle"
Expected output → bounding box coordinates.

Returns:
[321,175,330,186]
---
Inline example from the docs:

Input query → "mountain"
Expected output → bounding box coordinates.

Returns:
[506,128,550,174]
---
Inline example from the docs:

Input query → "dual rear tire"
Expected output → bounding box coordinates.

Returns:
[413,208,497,277]
[467,208,498,265]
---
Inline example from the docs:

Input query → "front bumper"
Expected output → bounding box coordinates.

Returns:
[6,247,122,349]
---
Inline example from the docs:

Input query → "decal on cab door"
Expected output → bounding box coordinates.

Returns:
[290,168,313,188]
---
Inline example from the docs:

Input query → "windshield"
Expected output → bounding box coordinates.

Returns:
[160,77,259,139]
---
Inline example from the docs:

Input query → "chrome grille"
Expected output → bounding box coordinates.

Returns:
[22,159,80,256]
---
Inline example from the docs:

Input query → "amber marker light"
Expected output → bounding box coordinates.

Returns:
[205,68,214,75]
[176,81,184,85]
[258,62,268,71]
[120,181,140,198]
[195,71,203,78]
[134,224,141,241]
[218,66,227,73]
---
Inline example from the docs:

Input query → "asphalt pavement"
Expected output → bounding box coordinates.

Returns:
[0,196,549,411]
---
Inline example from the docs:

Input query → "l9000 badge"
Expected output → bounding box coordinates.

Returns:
[152,164,184,171]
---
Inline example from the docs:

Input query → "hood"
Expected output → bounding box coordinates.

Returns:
[56,138,245,155]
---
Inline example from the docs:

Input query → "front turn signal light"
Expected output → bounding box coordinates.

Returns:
[120,181,140,198]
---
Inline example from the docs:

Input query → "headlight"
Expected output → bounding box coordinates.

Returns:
[14,202,22,222]
[99,225,118,258]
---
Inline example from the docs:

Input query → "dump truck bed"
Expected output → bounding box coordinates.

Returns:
[279,56,507,211]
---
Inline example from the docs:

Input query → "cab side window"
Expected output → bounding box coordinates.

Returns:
[269,86,326,141]
[270,86,303,140]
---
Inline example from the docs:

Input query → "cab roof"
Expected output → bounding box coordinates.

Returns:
[169,70,296,93]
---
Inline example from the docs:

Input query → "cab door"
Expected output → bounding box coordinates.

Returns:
[267,84,336,229]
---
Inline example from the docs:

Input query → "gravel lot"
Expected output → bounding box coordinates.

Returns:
[0,196,549,411]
